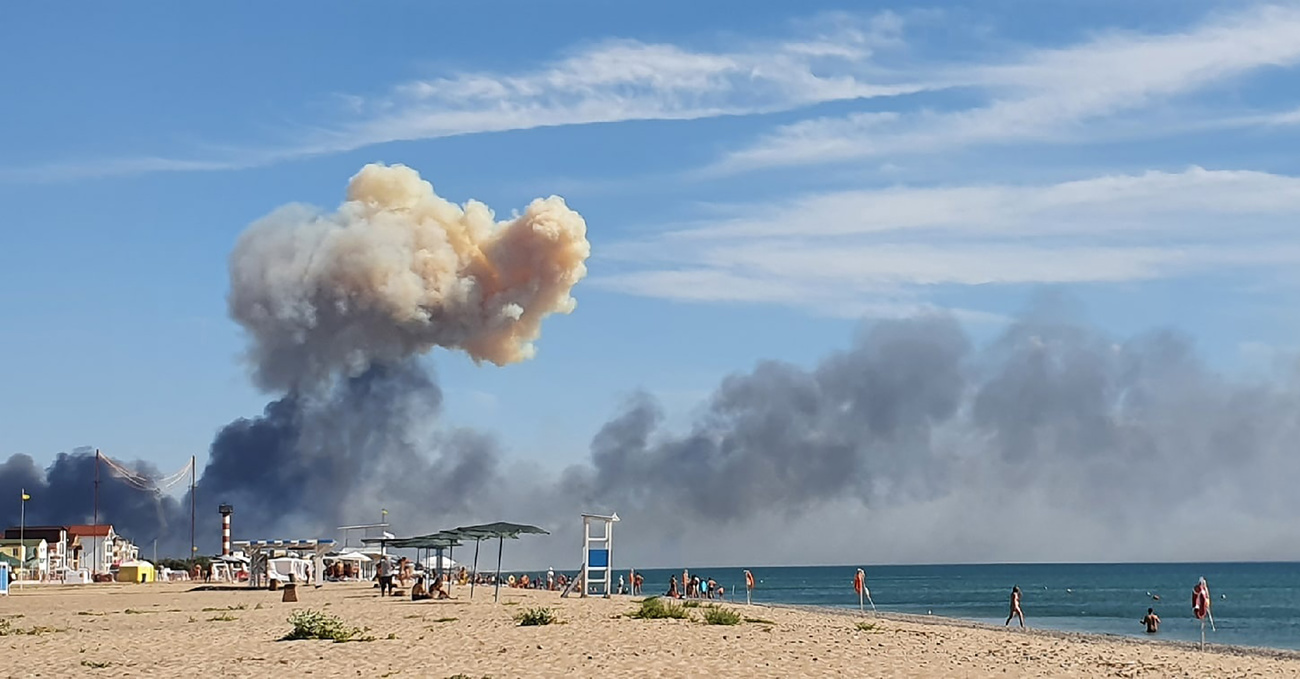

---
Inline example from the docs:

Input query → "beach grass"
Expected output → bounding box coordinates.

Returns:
[702,607,742,625]
[514,607,557,626]
[628,597,690,620]
[281,609,373,643]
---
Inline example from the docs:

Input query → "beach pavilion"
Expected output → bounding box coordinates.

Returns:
[233,539,335,588]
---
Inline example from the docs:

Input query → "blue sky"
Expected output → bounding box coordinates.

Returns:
[5,0,1300,477]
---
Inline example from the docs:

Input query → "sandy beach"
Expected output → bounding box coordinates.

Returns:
[0,581,1297,678]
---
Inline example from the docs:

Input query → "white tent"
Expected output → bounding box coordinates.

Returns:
[268,557,311,583]
[422,555,457,571]
[327,552,370,562]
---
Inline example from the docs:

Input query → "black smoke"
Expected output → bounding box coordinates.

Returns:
[195,361,499,547]
[6,302,1300,564]
[0,447,185,550]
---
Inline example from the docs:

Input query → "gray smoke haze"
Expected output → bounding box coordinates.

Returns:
[539,301,1300,567]
[5,163,1299,567]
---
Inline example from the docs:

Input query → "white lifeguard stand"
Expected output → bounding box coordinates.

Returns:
[580,512,619,598]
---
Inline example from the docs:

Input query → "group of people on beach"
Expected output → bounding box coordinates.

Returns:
[665,568,725,600]
[1004,585,1164,634]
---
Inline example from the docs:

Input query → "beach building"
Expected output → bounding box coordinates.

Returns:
[66,525,137,573]
[116,561,156,583]
[3,526,69,574]
[0,538,49,580]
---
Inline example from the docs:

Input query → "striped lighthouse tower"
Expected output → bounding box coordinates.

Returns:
[218,504,234,556]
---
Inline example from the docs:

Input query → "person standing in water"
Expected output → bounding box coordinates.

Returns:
[1141,608,1161,633]
[1005,585,1025,627]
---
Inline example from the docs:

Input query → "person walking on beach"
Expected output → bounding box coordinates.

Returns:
[377,557,393,597]
[1005,585,1025,627]
[1141,608,1161,634]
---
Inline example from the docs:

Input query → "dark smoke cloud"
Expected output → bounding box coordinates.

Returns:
[0,163,589,558]
[197,362,499,543]
[4,162,1298,566]
[0,448,186,550]
[5,305,1300,565]
[546,305,1300,566]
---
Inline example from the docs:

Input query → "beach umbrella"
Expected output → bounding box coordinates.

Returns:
[450,522,550,602]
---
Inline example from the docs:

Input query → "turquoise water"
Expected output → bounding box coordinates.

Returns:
[625,563,1300,651]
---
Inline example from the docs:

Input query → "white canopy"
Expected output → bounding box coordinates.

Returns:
[326,552,370,562]
[422,555,457,570]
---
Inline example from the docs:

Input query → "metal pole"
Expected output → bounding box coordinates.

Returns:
[189,456,196,560]
[19,488,25,585]
[494,536,503,603]
[93,449,99,576]
[470,539,480,599]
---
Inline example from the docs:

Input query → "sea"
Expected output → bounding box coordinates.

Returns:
[620,563,1300,652]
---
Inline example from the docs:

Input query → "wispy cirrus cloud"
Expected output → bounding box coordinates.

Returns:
[3,12,928,182]
[594,167,1300,315]
[713,3,1300,173]
[328,15,920,150]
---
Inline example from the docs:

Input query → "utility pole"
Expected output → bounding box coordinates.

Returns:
[189,456,196,561]
[19,488,26,586]
[93,449,100,576]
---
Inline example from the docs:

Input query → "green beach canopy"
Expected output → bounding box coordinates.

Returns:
[449,522,550,601]
[363,531,464,585]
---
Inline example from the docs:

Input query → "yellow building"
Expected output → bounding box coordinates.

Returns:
[116,561,156,583]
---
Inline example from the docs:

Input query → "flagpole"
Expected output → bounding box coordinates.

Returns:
[189,456,196,562]
[19,489,26,587]
[93,449,100,576]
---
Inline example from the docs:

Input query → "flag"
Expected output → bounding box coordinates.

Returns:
[20,492,29,501]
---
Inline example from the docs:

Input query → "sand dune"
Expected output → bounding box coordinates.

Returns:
[0,581,1297,678]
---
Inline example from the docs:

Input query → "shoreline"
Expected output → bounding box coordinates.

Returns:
[4,581,1300,677]
[767,601,1300,662]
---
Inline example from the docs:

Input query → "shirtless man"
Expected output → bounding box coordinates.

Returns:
[1141,608,1161,633]
[1005,586,1025,627]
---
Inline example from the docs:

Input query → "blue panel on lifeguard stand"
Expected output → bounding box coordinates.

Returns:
[0,563,9,595]
[588,549,609,568]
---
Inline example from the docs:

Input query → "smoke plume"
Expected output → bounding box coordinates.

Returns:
[229,162,591,392]
[5,163,1300,566]
[0,163,591,555]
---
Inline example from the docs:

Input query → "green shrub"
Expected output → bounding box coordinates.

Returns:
[514,607,557,626]
[282,609,373,642]
[628,597,690,620]
[701,606,742,625]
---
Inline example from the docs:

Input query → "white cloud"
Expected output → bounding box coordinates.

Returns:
[312,17,924,154]
[4,13,931,181]
[594,167,1300,313]
[715,3,1300,172]
[672,167,1300,239]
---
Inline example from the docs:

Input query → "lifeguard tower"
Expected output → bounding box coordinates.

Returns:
[579,512,619,598]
